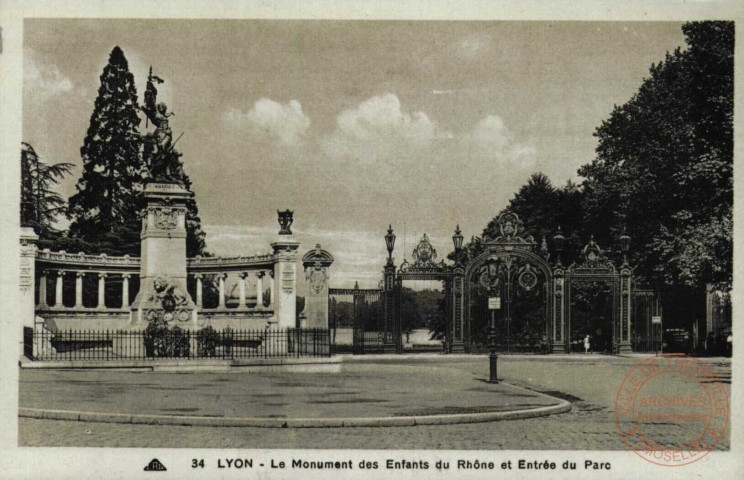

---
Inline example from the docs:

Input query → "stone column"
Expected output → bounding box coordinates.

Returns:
[238,272,247,307]
[122,274,131,308]
[218,273,227,309]
[195,274,203,308]
[268,271,274,308]
[75,272,85,308]
[271,237,300,329]
[20,227,39,329]
[55,271,64,307]
[97,273,107,309]
[37,270,48,308]
[256,272,264,309]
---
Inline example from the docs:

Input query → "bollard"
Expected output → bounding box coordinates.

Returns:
[489,352,499,383]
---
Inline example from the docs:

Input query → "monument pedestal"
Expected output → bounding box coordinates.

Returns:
[301,244,334,329]
[130,182,197,329]
[271,237,300,330]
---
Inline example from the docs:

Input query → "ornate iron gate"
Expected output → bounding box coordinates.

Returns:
[329,285,386,354]
[464,213,552,353]
[631,289,662,352]
[561,237,632,354]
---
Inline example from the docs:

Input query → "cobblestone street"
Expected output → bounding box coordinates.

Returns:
[19,355,731,450]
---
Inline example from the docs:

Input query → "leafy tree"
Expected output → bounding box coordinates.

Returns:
[484,173,559,240]
[580,21,733,290]
[461,173,586,266]
[67,46,144,256]
[20,142,73,248]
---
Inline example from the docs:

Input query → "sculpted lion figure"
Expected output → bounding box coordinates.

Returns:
[153,275,188,311]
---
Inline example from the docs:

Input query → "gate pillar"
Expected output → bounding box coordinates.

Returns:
[301,244,334,328]
[552,268,566,353]
[619,267,632,353]
[382,263,397,352]
[271,210,300,329]
[450,267,465,353]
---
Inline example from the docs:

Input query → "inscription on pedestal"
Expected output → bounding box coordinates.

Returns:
[282,266,294,293]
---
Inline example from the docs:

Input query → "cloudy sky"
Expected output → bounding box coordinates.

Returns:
[23,20,687,289]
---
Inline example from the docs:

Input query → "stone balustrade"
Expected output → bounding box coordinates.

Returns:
[188,253,275,271]
[36,249,140,268]
[36,269,134,310]
[192,270,275,311]
[35,250,279,315]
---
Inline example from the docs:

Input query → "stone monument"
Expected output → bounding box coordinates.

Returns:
[130,67,196,327]
[270,210,300,329]
[300,244,334,329]
[129,182,197,326]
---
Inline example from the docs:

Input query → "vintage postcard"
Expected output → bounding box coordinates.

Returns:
[0,1,742,478]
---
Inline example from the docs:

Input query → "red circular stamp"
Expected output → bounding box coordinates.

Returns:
[615,354,729,466]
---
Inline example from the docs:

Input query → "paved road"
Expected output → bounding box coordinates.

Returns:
[19,362,558,419]
[19,355,731,450]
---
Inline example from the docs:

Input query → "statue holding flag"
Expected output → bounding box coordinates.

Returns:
[141,66,184,183]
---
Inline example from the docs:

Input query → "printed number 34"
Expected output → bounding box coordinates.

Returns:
[192,459,205,468]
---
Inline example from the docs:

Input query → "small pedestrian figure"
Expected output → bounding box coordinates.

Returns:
[726,332,732,358]
[584,334,591,354]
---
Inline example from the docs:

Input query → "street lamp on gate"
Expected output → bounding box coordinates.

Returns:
[619,227,631,267]
[385,225,396,267]
[452,224,463,251]
[553,226,565,266]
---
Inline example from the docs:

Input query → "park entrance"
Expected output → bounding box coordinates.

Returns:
[336,212,634,354]
[328,284,389,354]
[463,213,552,353]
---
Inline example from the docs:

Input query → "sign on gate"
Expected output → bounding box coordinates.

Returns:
[488,297,501,310]
[652,315,662,324]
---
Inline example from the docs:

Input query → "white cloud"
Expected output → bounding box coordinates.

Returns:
[24,48,73,98]
[335,93,438,142]
[321,93,449,163]
[225,98,310,146]
[464,114,536,168]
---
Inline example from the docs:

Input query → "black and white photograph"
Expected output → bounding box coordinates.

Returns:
[1,1,741,479]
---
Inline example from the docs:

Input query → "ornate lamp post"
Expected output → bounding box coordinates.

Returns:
[385,225,396,267]
[452,224,464,267]
[553,226,565,266]
[452,225,463,251]
[619,227,631,266]
[383,225,397,350]
[487,260,500,384]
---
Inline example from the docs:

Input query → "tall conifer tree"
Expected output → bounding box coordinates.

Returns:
[67,46,144,255]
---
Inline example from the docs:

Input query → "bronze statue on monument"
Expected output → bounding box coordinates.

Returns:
[141,66,185,184]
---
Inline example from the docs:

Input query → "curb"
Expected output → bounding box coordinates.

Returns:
[19,399,571,429]
[19,356,342,372]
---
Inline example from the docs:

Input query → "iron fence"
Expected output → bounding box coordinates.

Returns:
[25,327,332,361]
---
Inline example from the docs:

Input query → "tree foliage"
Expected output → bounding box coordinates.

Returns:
[66,46,144,255]
[467,22,733,292]
[579,21,733,289]
[64,46,208,256]
[20,142,73,247]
